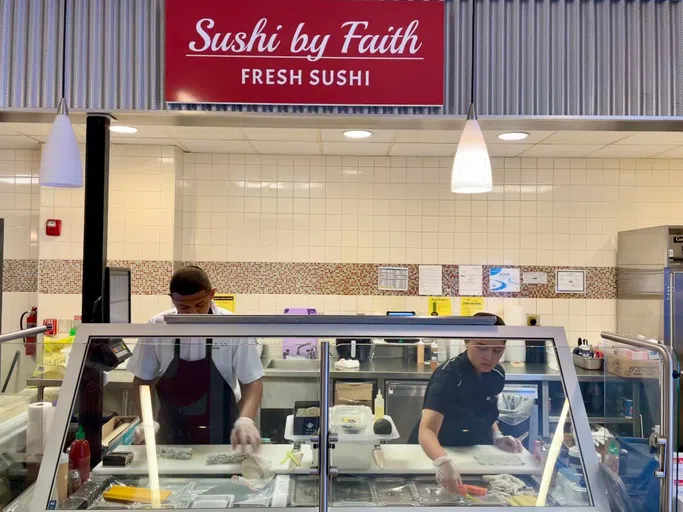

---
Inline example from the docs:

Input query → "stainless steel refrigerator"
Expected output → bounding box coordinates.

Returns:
[617,225,683,446]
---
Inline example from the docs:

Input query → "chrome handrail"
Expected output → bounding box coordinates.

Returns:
[601,331,678,512]
[0,326,47,344]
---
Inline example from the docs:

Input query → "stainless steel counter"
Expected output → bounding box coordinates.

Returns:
[262,358,609,382]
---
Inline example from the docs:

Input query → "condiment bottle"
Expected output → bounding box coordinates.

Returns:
[417,340,425,365]
[430,341,439,369]
[604,439,620,473]
[374,390,385,419]
[57,453,69,501]
[69,426,91,483]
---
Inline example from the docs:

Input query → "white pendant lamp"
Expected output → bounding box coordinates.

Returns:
[451,103,492,193]
[451,0,492,194]
[39,0,83,188]
[39,98,83,188]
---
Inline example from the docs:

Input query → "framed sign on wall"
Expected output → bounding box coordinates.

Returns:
[165,0,445,107]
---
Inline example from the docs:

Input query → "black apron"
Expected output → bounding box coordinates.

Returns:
[408,407,497,446]
[156,337,239,444]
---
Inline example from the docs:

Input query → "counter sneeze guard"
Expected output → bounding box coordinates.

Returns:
[29,316,675,512]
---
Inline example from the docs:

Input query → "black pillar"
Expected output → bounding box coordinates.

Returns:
[79,114,110,466]
[81,115,110,322]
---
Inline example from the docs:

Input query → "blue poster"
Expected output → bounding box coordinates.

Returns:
[489,267,521,293]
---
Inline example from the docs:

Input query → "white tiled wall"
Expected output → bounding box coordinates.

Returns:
[0,149,40,260]
[39,145,178,261]
[36,145,180,324]
[175,153,683,343]
[177,154,683,266]
[0,149,40,391]
[37,293,171,323]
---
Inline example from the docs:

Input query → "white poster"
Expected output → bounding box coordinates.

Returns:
[556,270,586,293]
[419,265,443,296]
[523,272,548,285]
[378,266,409,291]
[458,265,483,296]
[489,267,521,293]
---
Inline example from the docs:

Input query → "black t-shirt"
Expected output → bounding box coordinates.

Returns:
[408,352,505,446]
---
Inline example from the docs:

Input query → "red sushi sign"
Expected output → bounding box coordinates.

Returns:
[165,0,444,106]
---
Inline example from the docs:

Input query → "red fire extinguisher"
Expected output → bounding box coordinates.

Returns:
[21,307,38,356]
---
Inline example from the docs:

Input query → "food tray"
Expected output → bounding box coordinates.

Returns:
[371,478,416,506]
[412,477,467,506]
[331,476,376,505]
[290,476,319,507]
[573,354,603,370]
[189,495,235,509]
[331,405,373,435]
[285,414,400,443]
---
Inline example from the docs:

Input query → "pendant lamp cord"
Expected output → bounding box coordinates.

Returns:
[470,0,476,106]
[60,0,67,101]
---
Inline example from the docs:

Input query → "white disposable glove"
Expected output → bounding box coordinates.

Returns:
[230,417,261,450]
[433,456,462,493]
[493,433,524,453]
[133,421,159,445]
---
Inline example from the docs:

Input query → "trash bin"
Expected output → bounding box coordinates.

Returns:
[497,392,536,448]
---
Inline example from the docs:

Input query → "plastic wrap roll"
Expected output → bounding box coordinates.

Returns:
[504,305,527,363]
[26,402,54,455]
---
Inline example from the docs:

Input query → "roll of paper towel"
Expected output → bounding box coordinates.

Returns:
[505,305,527,363]
[27,402,55,455]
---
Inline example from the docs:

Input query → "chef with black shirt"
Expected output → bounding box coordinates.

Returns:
[408,312,523,493]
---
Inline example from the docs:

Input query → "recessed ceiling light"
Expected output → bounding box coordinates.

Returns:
[343,130,373,140]
[109,125,138,134]
[498,132,529,141]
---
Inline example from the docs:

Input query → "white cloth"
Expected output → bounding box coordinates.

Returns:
[127,304,264,400]
[334,359,360,370]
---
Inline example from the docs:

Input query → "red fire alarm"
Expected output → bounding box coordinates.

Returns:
[46,219,62,236]
[43,318,57,336]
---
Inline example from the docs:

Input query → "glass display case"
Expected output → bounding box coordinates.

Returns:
[24,316,677,512]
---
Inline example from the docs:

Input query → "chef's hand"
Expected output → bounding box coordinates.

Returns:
[493,434,524,453]
[231,417,261,450]
[433,456,462,493]
[133,421,160,445]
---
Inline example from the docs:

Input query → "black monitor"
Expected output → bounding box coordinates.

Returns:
[103,267,131,324]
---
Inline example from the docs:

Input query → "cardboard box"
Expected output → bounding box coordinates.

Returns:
[101,416,139,453]
[615,347,650,361]
[334,382,373,408]
[606,353,659,379]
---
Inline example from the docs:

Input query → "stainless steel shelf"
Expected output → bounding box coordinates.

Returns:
[549,415,633,424]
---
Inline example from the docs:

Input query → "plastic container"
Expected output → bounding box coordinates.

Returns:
[430,341,439,369]
[417,341,425,365]
[568,446,582,472]
[374,391,384,420]
[191,495,235,508]
[57,453,69,501]
[332,405,372,434]
[605,439,620,473]
[69,426,91,483]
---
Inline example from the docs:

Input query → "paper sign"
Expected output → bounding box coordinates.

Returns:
[214,294,236,312]
[523,272,548,285]
[490,268,521,293]
[419,265,443,296]
[428,297,452,316]
[460,297,485,316]
[458,265,483,296]
[556,270,586,293]
[378,266,409,291]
